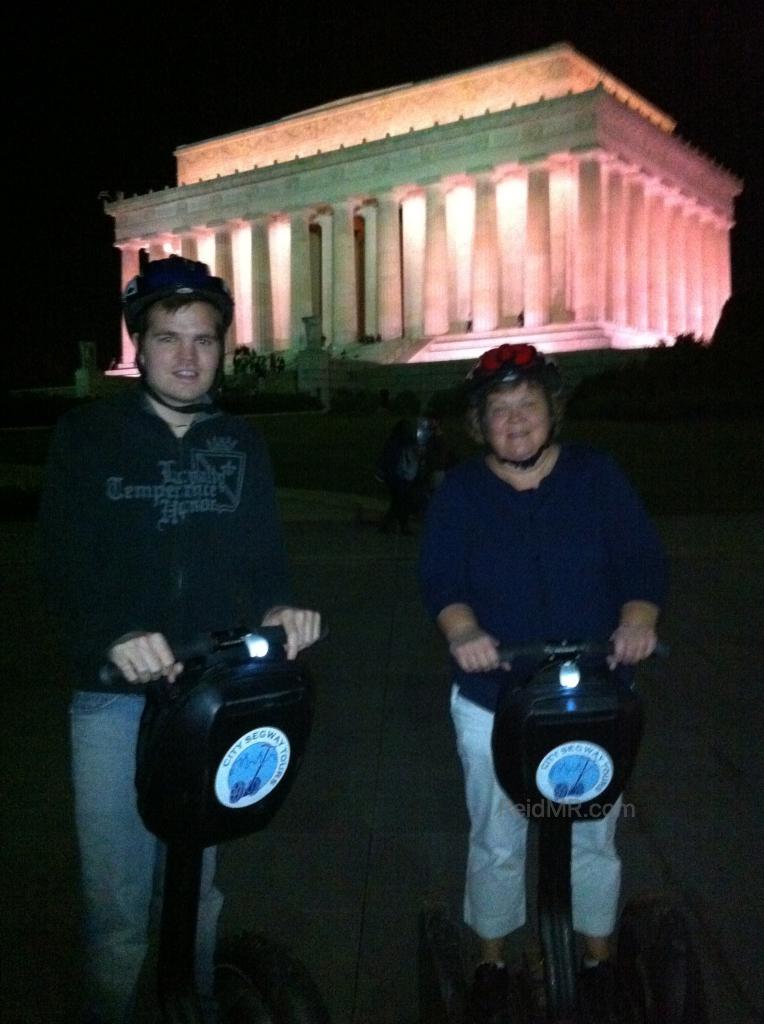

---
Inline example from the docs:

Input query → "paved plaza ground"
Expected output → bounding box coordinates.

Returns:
[1,495,762,1023]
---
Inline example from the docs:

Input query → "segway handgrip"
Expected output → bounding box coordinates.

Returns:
[97,626,292,687]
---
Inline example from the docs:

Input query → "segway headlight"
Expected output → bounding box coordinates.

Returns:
[243,633,271,659]
[558,661,580,689]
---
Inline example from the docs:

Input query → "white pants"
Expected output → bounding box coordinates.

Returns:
[450,686,622,941]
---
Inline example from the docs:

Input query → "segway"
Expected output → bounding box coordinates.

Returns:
[103,626,331,1024]
[419,641,708,1024]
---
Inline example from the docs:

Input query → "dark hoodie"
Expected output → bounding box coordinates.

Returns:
[38,390,292,691]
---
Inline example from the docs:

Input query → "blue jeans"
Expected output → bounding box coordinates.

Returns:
[70,691,223,1023]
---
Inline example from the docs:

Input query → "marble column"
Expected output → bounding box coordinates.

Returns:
[119,245,141,366]
[251,218,273,351]
[196,233,216,276]
[314,212,334,346]
[359,203,378,337]
[333,200,358,347]
[471,173,499,332]
[446,183,475,331]
[716,221,733,320]
[180,236,197,260]
[290,211,313,348]
[549,161,574,321]
[626,176,648,330]
[496,170,526,324]
[423,182,449,336]
[376,192,403,340]
[231,222,253,350]
[268,217,291,350]
[605,166,627,324]
[700,216,720,340]
[214,228,236,349]
[574,157,604,322]
[524,167,551,327]
[646,188,669,336]
[402,191,426,339]
[666,198,686,336]
[684,208,704,338]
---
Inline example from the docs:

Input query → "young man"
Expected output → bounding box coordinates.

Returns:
[39,256,321,1023]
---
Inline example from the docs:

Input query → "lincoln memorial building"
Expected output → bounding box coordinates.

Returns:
[105,43,741,369]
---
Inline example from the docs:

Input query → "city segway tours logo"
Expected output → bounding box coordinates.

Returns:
[215,727,291,808]
[535,741,613,804]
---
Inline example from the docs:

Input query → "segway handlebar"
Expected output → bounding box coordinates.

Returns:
[495,639,670,663]
[97,625,292,687]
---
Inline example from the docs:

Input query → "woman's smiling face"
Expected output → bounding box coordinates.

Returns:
[482,381,552,463]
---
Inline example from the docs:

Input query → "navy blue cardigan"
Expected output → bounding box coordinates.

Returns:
[419,444,668,710]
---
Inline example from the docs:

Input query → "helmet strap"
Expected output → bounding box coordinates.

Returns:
[493,439,550,470]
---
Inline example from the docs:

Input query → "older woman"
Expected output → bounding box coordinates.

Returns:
[419,343,667,1021]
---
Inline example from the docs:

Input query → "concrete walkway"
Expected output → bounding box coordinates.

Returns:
[1,496,762,1023]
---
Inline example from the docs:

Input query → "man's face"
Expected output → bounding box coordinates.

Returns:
[137,302,222,408]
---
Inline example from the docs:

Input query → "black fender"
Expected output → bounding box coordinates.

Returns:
[616,895,708,1024]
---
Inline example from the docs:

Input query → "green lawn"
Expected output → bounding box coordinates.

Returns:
[1,412,761,515]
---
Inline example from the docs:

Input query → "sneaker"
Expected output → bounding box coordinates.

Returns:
[467,961,510,1024]
[578,959,618,1023]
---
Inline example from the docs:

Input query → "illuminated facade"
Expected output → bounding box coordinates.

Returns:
[106,44,741,367]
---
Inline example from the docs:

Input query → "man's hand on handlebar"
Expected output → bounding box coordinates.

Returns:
[107,631,183,685]
[448,627,511,674]
[261,606,322,661]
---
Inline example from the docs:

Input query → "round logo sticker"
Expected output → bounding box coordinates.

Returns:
[215,727,291,809]
[535,741,613,804]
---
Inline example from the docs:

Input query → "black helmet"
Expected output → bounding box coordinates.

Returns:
[465,343,562,404]
[122,255,234,336]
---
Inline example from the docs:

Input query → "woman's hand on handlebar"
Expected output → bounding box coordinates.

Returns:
[107,631,183,685]
[261,606,322,661]
[608,600,660,668]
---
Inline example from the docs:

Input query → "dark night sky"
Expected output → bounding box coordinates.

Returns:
[14,1,762,387]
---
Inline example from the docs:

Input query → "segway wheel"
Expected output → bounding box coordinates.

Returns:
[616,895,708,1024]
[215,933,331,1024]
[417,903,468,1024]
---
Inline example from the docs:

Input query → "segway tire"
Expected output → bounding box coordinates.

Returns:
[215,933,331,1024]
[616,895,708,1024]
[417,903,468,1024]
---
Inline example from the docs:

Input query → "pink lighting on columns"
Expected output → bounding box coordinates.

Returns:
[268,217,291,350]
[359,203,378,338]
[549,160,575,322]
[700,216,719,340]
[402,191,426,339]
[376,193,403,341]
[289,211,313,347]
[446,182,475,332]
[424,183,449,337]
[496,170,527,325]
[646,186,669,337]
[665,197,687,336]
[471,173,499,332]
[524,167,551,328]
[196,233,216,277]
[626,176,648,331]
[574,157,604,323]
[605,164,628,325]
[685,208,704,338]
[333,200,358,347]
[231,222,253,350]
[251,219,274,351]
[118,244,141,366]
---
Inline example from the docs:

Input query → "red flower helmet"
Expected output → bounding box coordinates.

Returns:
[466,343,562,403]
